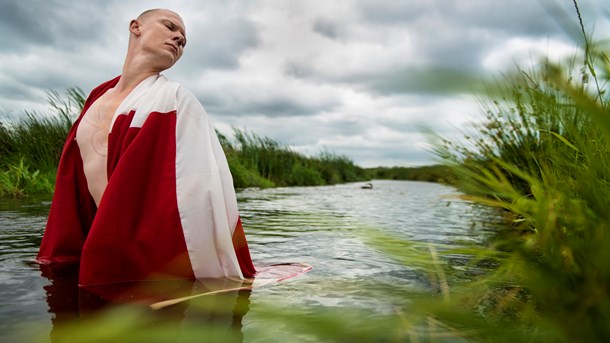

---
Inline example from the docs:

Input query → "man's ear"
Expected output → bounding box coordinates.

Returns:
[129,19,141,36]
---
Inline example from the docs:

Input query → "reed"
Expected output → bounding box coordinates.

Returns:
[424,3,610,340]
[223,128,367,188]
[0,88,84,197]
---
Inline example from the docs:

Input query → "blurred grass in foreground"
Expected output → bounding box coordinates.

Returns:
[427,3,610,340]
[243,27,610,339]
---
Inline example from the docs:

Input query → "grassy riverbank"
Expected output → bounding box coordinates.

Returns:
[220,129,367,188]
[0,92,367,197]
[422,5,610,341]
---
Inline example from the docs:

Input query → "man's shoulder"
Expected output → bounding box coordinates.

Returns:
[160,77,199,104]
[159,79,207,117]
[90,76,121,97]
[155,75,185,96]
[147,75,205,114]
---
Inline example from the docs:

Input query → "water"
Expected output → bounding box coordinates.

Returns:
[0,180,492,342]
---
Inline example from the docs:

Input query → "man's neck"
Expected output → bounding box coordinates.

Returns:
[114,54,162,95]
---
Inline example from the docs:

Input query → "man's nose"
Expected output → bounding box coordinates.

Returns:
[172,33,185,46]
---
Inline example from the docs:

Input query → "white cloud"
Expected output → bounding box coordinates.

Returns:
[482,37,580,72]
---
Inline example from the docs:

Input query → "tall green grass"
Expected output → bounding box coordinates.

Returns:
[221,128,368,188]
[424,3,610,340]
[0,88,84,197]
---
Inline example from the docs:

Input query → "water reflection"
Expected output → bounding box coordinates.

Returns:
[39,263,251,342]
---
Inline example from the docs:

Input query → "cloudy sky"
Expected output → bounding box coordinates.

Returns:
[0,0,608,167]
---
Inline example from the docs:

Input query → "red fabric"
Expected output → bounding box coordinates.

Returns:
[79,110,194,285]
[233,218,256,278]
[37,76,256,285]
[37,77,119,264]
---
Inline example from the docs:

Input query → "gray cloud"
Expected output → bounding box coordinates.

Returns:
[200,90,339,117]
[0,76,41,101]
[279,0,579,98]
[357,0,561,36]
[0,0,110,52]
[0,0,607,167]
[282,60,315,79]
[172,9,259,73]
[283,60,487,97]
[312,19,343,39]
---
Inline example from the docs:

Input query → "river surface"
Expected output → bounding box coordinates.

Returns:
[0,180,492,342]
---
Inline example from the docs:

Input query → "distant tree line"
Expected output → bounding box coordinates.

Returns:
[364,165,456,184]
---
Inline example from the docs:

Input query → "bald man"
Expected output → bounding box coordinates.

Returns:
[37,9,256,286]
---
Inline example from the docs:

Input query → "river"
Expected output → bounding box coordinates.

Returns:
[0,180,492,342]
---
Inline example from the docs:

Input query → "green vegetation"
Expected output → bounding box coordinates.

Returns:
[422,4,610,341]
[220,129,367,189]
[365,164,456,184]
[0,90,367,197]
[0,88,84,197]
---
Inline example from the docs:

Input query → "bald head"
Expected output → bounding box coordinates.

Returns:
[137,9,181,23]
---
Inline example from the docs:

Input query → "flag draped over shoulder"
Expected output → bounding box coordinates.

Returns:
[37,75,256,286]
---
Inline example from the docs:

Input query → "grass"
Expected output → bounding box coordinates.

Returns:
[422,2,610,340]
[0,158,54,197]
[220,128,368,188]
[0,88,84,197]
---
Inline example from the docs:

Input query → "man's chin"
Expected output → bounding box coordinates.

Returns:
[154,57,179,72]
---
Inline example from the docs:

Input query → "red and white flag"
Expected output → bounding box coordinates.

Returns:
[37,75,256,286]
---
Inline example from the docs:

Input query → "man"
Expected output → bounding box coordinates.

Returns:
[37,9,256,286]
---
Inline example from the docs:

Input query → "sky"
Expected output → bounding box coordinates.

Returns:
[0,0,608,167]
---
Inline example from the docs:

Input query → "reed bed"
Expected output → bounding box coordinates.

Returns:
[422,3,610,340]
[0,88,84,197]
[222,128,367,188]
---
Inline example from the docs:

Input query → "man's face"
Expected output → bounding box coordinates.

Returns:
[137,10,187,70]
